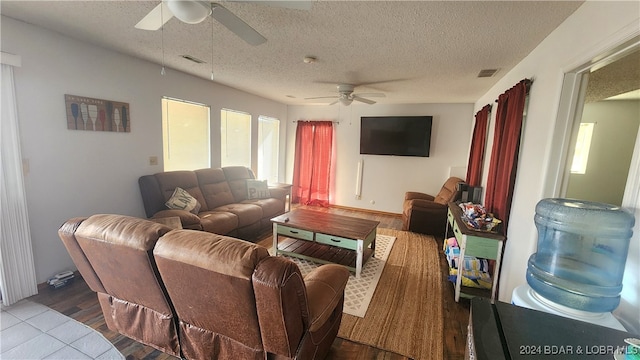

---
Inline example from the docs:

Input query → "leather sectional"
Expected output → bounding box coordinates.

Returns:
[138,166,287,240]
[58,214,349,360]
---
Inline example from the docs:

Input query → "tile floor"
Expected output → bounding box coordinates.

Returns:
[0,299,124,360]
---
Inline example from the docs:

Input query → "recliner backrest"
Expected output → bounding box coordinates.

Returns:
[252,256,310,357]
[222,166,256,202]
[72,214,180,357]
[153,229,270,360]
[58,217,105,294]
[195,168,236,209]
[434,177,464,205]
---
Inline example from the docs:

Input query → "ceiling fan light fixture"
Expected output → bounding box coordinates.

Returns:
[166,0,212,24]
[339,98,353,106]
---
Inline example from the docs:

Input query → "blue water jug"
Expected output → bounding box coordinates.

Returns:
[526,198,635,312]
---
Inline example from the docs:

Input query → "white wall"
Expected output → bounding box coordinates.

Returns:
[285,103,473,214]
[1,16,288,283]
[473,1,640,331]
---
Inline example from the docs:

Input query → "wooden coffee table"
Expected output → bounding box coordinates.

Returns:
[271,209,379,278]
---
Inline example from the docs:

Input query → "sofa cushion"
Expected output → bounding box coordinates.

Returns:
[246,180,270,199]
[195,168,236,209]
[223,166,254,202]
[242,198,284,220]
[214,203,262,227]
[198,211,239,235]
[165,187,201,214]
[152,210,202,230]
[155,171,209,212]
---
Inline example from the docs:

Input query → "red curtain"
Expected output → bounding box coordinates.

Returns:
[465,104,491,186]
[484,79,531,229]
[291,121,334,207]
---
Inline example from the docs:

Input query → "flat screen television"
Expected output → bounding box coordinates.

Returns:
[360,116,433,157]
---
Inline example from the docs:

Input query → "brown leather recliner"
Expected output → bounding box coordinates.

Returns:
[58,215,181,357]
[153,229,350,360]
[60,214,349,359]
[402,177,465,236]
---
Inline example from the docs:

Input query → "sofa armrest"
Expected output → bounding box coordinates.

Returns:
[267,187,288,202]
[152,209,201,228]
[404,191,435,201]
[304,264,349,332]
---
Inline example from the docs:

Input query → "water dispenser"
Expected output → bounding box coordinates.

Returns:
[526,198,635,313]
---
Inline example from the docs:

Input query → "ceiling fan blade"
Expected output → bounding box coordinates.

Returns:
[354,93,386,98]
[211,4,267,46]
[135,2,174,31]
[355,78,410,87]
[304,96,339,100]
[328,100,340,106]
[230,0,313,11]
[353,96,376,105]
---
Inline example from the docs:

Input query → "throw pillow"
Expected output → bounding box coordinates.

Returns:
[246,179,270,199]
[165,187,201,214]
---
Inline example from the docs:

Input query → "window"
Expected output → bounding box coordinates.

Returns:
[258,116,280,183]
[162,98,210,171]
[221,109,251,168]
[570,122,595,174]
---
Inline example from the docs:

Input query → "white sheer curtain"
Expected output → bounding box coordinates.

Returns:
[0,60,38,305]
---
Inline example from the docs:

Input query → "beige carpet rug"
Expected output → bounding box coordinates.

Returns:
[337,228,444,360]
[271,234,396,317]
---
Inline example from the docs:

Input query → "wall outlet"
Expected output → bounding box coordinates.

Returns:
[149,156,158,166]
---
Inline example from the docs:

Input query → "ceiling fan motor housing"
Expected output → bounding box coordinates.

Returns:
[338,84,355,105]
[166,0,212,24]
[337,84,355,94]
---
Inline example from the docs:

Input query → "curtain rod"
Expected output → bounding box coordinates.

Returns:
[292,120,340,124]
[494,78,533,103]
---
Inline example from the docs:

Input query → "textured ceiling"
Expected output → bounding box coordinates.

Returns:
[586,49,640,103]
[1,0,585,105]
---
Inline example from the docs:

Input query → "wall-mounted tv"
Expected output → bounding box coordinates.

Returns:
[360,116,433,157]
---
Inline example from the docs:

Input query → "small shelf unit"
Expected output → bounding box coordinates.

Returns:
[445,202,506,302]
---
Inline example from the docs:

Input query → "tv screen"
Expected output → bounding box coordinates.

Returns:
[360,116,433,157]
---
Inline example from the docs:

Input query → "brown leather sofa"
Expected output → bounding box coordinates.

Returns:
[402,176,465,236]
[59,214,349,360]
[139,166,287,240]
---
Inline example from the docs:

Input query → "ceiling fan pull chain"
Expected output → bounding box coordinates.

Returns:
[160,2,166,76]
[211,12,219,81]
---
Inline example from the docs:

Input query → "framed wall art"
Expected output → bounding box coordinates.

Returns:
[65,94,130,132]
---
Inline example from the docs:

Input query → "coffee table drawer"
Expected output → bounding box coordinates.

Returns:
[277,225,314,241]
[316,233,357,250]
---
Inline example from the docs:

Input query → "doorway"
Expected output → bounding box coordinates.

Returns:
[564,49,640,205]
[548,35,640,334]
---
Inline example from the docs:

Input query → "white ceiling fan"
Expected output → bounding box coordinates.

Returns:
[135,0,311,46]
[305,84,386,105]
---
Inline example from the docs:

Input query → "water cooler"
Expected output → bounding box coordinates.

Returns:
[512,198,635,331]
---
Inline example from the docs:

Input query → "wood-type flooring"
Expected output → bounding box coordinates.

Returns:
[29,205,471,360]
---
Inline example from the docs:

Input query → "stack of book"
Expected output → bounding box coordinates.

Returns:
[47,271,75,289]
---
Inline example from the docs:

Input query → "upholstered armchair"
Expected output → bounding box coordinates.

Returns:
[402,177,465,236]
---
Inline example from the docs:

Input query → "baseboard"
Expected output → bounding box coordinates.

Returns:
[328,204,402,218]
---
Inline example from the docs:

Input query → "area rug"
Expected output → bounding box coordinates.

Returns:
[271,234,396,317]
[338,228,444,360]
